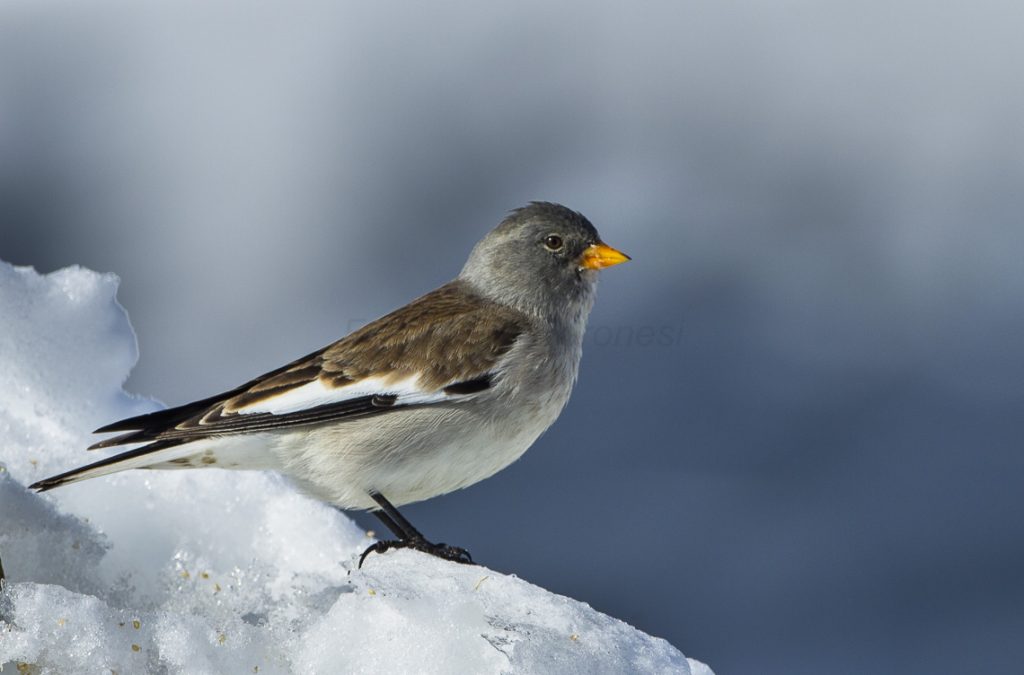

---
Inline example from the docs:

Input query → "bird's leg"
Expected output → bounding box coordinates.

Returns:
[371,507,412,540]
[371,493,424,540]
[358,492,474,568]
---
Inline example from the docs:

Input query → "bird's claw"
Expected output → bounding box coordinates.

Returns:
[359,537,474,568]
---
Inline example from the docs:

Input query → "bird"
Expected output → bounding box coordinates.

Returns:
[30,202,630,566]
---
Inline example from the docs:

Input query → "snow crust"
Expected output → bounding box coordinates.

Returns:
[0,260,710,674]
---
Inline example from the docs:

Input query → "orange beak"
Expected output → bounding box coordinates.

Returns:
[579,242,631,270]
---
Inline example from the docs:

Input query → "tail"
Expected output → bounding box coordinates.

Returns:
[30,440,197,492]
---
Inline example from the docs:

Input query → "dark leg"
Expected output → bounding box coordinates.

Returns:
[371,507,409,540]
[371,492,424,540]
[358,492,474,568]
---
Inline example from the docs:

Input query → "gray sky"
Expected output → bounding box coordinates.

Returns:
[3,2,1024,672]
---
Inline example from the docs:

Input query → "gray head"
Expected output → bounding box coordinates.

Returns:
[459,202,629,320]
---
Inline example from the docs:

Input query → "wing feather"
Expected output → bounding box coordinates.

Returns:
[87,281,526,449]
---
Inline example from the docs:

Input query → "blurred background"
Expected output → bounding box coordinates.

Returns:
[2,1,1023,672]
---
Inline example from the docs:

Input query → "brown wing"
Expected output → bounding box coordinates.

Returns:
[89,280,526,449]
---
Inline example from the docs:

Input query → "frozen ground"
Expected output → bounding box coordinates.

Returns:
[0,260,711,674]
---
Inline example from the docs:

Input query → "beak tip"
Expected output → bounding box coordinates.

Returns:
[580,243,631,270]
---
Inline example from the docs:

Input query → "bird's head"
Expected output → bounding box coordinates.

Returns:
[460,202,629,320]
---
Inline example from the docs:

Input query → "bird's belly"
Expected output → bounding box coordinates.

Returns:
[268,402,555,510]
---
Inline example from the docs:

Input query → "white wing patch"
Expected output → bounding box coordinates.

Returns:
[234,375,456,416]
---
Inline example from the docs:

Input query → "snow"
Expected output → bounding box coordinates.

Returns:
[0,260,711,674]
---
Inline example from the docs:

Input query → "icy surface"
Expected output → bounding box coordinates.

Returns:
[0,260,710,674]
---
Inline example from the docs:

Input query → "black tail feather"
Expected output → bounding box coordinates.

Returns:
[30,440,184,492]
[93,394,230,434]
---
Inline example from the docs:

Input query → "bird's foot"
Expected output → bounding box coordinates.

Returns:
[359,537,474,568]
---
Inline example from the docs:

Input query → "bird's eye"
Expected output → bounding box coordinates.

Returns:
[544,234,564,251]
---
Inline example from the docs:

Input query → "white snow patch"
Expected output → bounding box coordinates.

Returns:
[0,260,711,674]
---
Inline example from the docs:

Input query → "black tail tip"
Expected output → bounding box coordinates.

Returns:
[28,478,60,492]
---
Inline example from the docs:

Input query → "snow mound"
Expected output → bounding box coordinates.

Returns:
[0,260,710,674]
